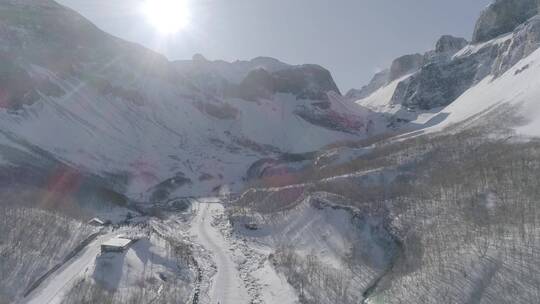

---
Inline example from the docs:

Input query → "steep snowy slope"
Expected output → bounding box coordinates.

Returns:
[349,2,540,135]
[423,46,540,136]
[0,0,381,201]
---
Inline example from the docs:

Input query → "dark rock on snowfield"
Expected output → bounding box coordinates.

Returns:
[271,64,341,100]
[391,57,479,110]
[347,36,466,101]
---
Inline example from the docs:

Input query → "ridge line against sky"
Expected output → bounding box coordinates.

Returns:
[57,0,492,92]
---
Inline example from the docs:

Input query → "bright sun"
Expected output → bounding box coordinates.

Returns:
[141,0,191,34]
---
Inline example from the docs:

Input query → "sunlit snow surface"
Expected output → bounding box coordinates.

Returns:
[353,39,540,139]
[0,64,368,199]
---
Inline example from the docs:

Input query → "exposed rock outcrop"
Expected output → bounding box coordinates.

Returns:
[228,64,341,101]
[472,0,539,43]
[271,64,341,100]
[492,15,540,76]
[391,14,540,110]
[391,57,479,110]
[389,54,425,82]
[435,35,468,54]
[175,58,340,101]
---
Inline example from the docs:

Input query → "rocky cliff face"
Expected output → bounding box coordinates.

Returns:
[346,35,467,102]
[347,36,468,102]
[472,0,539,43]
[175,57,341,101]
[492,15,540,76]
[435,35,468,54]
[392,15,540,110]
[391,56,479,110]
[351,0,540,112]
[389,54,425,82]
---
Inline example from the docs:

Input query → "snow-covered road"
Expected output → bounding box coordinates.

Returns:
[191,200,251,304]
[23,199,298,304]
[22,234,114,304]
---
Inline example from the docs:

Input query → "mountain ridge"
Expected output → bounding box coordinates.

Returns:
[0,0,377,203]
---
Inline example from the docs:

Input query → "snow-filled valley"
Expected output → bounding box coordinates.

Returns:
[3,0,540,303]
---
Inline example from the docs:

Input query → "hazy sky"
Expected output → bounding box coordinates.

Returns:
[57,0,492,92]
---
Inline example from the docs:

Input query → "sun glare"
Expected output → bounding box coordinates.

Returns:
[141,0,191,34]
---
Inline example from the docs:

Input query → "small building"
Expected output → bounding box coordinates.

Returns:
[88,218,109,226]
[101,236,134,253]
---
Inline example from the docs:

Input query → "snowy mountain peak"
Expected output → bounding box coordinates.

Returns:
[0,0,380,201]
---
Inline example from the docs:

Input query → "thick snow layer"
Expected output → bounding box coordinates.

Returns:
[0,70,351,199]
[23,234,114,304]
[357,37,540,139]
[228,193,398,303]
[0,208,96,302]
[251,260,299,304]
[355,75,410,113]
[100,236,132,249]
[22,221,194,304]
[190,199,299,304]
[94,238,184,294]
[0,0,380,200]
[353,74,447,128]
[453,33,513,59]
[0,62,367,199]
[422,47,540,136]
[234,197,362,266]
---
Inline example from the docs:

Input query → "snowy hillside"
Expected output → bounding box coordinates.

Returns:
[0,0,382,202]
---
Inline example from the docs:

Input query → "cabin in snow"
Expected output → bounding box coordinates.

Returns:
[88,218,110,226]
[101,236,135,253]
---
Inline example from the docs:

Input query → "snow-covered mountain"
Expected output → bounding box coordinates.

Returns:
[348,0,540,135]
[2,0,539,205]
[0,0,383,202]
[5,0,540,303]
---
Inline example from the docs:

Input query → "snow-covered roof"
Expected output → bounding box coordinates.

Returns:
[102,237,133,248]
[88,218,105,225]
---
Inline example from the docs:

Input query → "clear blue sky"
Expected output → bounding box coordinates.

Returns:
[58,0,492,92]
